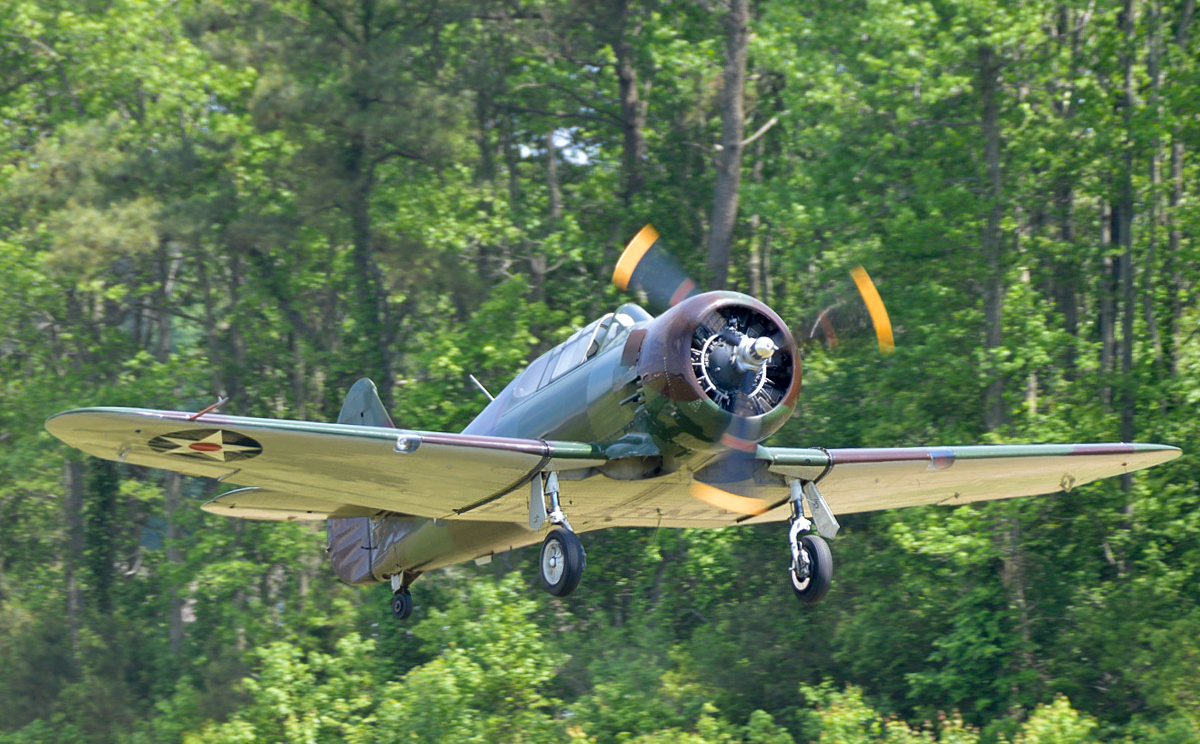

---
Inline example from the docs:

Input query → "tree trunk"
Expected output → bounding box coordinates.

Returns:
[1054,184,1079,379]
[1144,0,1165,368]
[546,131,562,224]
[85,458,120,618]
[978,44,1006,433]
[748,134,766,299]
[1099,206,1117,412]
[610,0,646,205]
[998,505,1045,696]
[1117,0,1137,495]
[165,471,184,656]
[1166,140,1184,375]
[346,133,394,407]
[64,459,85,649]
[475,90,497,184]
[1165,0,1193,374]
[155,240,182,363]
[706,0,749,290]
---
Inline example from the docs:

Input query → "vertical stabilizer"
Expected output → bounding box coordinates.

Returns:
[338,378,396,428]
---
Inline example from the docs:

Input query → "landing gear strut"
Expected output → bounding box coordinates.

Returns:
[787,479,836,604]
[531,472,586,597]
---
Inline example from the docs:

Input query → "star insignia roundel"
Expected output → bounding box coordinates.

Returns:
[148,429,263,462]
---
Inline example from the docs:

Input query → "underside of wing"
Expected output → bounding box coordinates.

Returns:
[46,408,1182,529]
[763,442,1181,518]
[43,407,785,528]
[45,407,607,520]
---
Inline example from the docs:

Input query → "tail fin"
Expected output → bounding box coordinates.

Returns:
[338,378,396,428]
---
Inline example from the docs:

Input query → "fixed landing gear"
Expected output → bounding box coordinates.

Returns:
[787,479,837,605]
[531,472,587,597]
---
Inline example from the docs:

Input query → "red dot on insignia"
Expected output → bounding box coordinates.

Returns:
[190,443,223,452]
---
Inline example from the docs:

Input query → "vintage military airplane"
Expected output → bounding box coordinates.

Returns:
[46,226,1181,620]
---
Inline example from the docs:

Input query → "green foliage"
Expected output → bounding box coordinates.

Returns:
[177,575,566,744]
[1008,696,1098,744]
[183,634,378,744]
[2,0,1200,742]
[803,684,981,744]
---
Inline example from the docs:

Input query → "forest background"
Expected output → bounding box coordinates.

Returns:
[2,0,1199,742]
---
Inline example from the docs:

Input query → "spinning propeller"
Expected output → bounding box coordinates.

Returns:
[612,224,895,515]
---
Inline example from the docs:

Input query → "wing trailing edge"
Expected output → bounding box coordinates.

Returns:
[201,487,384,521]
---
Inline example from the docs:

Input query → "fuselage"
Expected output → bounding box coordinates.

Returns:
[331,290,803,584]
[463,291,801,465]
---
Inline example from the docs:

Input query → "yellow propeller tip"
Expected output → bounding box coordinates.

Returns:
[850,265,895,354]
[612,224,659,290]
[689,482,771,516]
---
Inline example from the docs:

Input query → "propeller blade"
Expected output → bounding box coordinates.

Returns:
[610,226,894,474]
[805,264,896,355]
[612,225,699,308]
[850,265,895,354]
[689,481,771,516]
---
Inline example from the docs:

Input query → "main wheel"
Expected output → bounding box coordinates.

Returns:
[391,590,413,620]
[540,528,586,597]
[791,534,833,604]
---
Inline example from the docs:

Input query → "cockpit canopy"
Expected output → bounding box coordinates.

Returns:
[512,303,650,398]
[460,303,653,436]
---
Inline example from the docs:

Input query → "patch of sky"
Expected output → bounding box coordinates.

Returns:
[518,127,594,165]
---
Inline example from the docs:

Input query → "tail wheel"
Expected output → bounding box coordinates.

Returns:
[540,528,586,597]
[391,590,413,620]
[791,534,832,604]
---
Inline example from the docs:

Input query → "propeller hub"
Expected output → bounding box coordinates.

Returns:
[736,335,777,372]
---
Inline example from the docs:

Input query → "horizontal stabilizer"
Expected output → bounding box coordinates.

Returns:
[202,487,383,521]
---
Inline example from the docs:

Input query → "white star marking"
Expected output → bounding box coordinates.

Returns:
[158,430,260,461]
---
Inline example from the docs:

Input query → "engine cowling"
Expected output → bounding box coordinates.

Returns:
[635,291,801,456]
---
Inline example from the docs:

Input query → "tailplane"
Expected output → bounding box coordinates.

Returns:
[338,378,396,428]
[329,378,397,585]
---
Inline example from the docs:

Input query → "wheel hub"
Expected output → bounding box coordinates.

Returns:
[542,541,564,584]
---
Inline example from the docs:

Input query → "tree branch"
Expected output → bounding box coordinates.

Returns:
[740,113,782,148]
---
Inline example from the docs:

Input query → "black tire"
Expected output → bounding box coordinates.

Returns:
[791,534,833,604]
[391,590,413,620]
[540,528,586,597]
